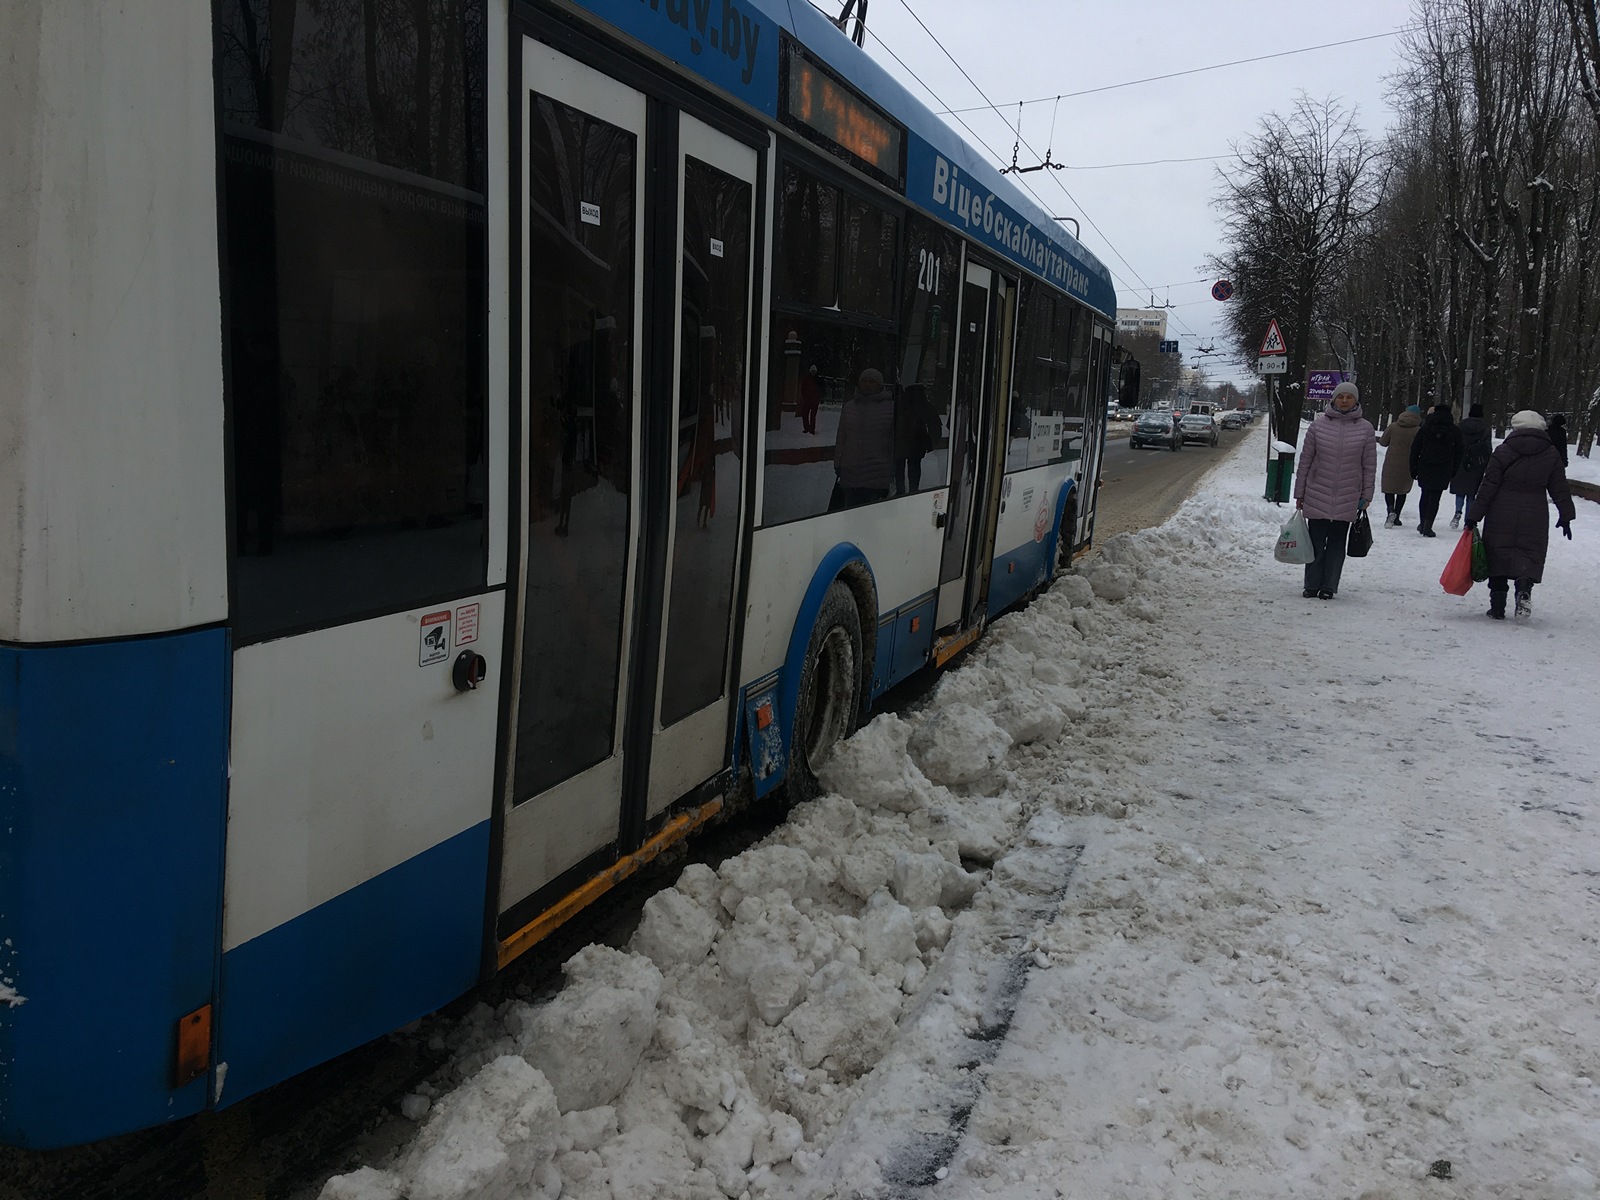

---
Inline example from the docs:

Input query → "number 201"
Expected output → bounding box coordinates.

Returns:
[917,249,942,294]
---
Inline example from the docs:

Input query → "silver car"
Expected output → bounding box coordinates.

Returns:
[1179,412,1219,446]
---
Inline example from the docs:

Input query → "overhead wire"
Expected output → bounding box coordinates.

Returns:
[937,27,1418,115]
[893,0,1185,333]
[800,0,1149,298]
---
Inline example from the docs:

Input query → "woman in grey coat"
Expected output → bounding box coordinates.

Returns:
[1466,410,1576,621]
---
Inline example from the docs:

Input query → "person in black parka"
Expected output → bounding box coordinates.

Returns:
[1547,413,1570,469]
[1466,409,1576,621]
[1409,404,1465,536]
[1449,403,1493,529]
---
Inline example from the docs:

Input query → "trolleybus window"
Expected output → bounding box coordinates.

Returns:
[217,0,488,641]
[895,215,962,497]
[773,166,839,309]
[1007,281,1091,472]
[764,163,900,525]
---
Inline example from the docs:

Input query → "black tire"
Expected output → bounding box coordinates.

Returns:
[1129,438,1137,450]
[1053,496,1078,577]
[790,581,863,800]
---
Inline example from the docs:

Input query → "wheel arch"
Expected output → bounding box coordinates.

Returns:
[1050,479,1079,572]
[776,545,879,778]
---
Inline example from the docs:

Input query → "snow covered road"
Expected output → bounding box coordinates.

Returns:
[321,425,1600,1200]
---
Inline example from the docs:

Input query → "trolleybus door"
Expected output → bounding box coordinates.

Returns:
[645,115,758,815]
[502,39,648,906]
[967,273,1018,627]
[935,263,990,629]
[1077,323,1112,547]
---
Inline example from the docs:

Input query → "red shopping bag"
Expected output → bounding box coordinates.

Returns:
[1439,528,1475,595]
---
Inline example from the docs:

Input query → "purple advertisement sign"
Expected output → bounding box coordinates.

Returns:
[1307,370,1352,403]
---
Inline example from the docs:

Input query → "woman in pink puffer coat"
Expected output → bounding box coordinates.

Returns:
[1292,381,1376,599]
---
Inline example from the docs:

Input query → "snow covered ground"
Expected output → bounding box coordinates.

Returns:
[320,423,1599,1200]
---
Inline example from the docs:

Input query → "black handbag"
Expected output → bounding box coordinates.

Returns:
[1347,512,1373,558]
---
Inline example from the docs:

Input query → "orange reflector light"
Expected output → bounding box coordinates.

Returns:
[910,616,920,632]
[756,702,774,730]
[175,1004,211,1087]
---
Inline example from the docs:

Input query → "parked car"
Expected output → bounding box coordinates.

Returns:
[1219,410,1247,430]
[1130,411,1182,451]
[1180,411,1219,446]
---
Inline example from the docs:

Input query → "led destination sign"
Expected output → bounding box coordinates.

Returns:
[783,43,902,184]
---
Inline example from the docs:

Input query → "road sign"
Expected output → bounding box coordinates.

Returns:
[1211,279,1234,301]
[1159,339,1179,354]
[1259,319,1287,356]
[1258,356,1287,374]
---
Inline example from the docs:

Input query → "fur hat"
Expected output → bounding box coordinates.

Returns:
[1509,409,1547,431]
[1331,381,1360,403]
[1468,403,1484,418]
[857,368,884,394]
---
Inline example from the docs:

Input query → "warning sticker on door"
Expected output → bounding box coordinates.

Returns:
[455,603,480,647]
[419,610,452,666]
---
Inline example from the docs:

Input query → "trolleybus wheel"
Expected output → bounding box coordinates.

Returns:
[1054,496,1078,578]
[791,581,862,799]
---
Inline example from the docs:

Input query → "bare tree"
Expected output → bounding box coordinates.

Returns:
[1209,95,1384,449]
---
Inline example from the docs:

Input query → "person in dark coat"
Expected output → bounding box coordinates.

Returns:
[1449,403,1493,529]
[1466,409,1576,621]
[1546,413,1570,469]
[830,367,895,509]
[1408,404,1465,536]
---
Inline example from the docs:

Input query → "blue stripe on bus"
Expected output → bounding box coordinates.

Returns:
[0,629,230,1149]
[216,821,490,1107]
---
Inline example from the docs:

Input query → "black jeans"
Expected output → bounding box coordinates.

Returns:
[1304,518,1350,595]
[1418,485,1445,531]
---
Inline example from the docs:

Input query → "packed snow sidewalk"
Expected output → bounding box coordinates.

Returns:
[320,424,1600,1200]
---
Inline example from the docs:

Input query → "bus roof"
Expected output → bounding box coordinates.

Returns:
[568,0,1117,318]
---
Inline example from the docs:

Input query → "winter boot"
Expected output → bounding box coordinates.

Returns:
[1450,513,1461,529]
[1487,582,1507,620]
[1514,582,1533,622]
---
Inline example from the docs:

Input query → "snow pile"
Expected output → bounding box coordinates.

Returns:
[321,422,1600,1200]
[320,529,1152,1200]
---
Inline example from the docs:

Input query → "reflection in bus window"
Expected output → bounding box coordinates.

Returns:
[763,319,897,524]
[896,215,961,496]
[763,160,901,525]
[217,0,488,642]
[660,157,752,728]
[1007,280,1092,472]
[773,166,838,308]
[513,95,638,802]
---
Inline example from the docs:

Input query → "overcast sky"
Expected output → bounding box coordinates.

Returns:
[850,0,1416,387]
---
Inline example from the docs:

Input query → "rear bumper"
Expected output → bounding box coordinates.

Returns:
[1,630,230,1149]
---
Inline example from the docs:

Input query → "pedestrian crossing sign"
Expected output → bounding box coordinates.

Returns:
[1259,319,1287,357]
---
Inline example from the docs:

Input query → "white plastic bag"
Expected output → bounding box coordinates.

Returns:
[1275,510,1315,564]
